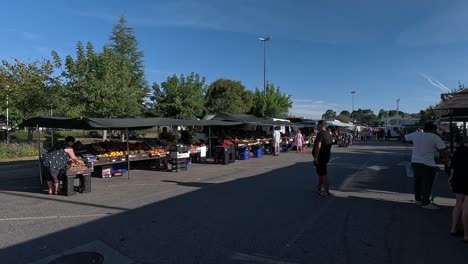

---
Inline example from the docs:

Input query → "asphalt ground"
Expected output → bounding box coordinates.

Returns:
[0,140,466,264]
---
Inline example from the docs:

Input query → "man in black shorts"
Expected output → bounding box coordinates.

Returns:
[312,120,334,197]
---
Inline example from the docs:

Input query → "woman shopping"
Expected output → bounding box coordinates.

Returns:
[41,136,84,195]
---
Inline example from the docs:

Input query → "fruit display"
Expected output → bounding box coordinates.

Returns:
[97,151,125,158]
[147,148,167,156]
[219,140,234,147]
[67,162,92,172]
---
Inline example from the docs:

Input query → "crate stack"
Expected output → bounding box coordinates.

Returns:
[169,150,189,172]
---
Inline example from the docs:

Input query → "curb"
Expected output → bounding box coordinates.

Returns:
[0,156,39,167]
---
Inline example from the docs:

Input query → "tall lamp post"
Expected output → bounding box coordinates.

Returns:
[351,91,356,112]
[5,85,9,144]
[259,37,271,96]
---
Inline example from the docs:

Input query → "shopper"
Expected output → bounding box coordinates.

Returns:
[312,120,334,197]
[41,136,85,195]
[295,130,304,152]
[272,127,281,156]
[449,137,468,242]
[404,123,448,209]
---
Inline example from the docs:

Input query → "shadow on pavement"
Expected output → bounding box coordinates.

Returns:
[1,157,466,264]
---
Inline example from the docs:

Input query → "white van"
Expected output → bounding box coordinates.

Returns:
[385,125,405,138]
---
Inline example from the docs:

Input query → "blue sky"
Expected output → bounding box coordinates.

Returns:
[2,0,468,119]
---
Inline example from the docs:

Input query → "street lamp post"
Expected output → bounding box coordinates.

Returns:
[351,91,356,112]
[5,85,9,144]
[259,37,271,97]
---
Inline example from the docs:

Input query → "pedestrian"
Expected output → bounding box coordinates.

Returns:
[272,127,281,156]
[386,129,391,141]
[312,120,334,197]
[404,123,449,209]
[449,136,468,242]
[41,136,85,195]
[295,130,304,152]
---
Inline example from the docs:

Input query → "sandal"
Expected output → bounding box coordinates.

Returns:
[48,189,53,195]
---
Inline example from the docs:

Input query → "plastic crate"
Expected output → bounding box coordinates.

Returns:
[255,148,263,158]
[239,149,250,160]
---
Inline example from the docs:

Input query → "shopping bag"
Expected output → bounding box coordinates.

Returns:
[405,162,414,178]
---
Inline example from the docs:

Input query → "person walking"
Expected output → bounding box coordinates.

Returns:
[405,123,448,209]
[312,120,334,197]
[449,137,468,242]
[272,127,281,156]
[295,130,304,152]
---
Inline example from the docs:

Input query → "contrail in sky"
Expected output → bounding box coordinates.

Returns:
[419,73,450,92]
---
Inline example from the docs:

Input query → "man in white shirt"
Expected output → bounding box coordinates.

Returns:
[405,123,448,210]
[273,127,281,156]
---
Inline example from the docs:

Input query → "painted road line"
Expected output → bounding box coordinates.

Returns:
[0,213,113,222]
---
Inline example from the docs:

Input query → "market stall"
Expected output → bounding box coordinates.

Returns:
[435,89,468,151]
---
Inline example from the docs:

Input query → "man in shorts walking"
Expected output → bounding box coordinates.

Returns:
[313,120,334,197]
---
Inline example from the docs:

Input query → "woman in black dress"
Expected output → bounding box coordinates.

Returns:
[449,137,468,242]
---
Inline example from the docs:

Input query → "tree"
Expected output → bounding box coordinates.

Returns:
[205,79,253,114]
[152,73,207,119]
[351,109,378,125]
[1,57,62,121]
[61,17,148,118]
[378,109,387,119]
[251,83,292,118]
[339,110,350,117]
[109,16,148,94]
[419,106,437,125]
[336,114,351,123]
[322,109,337,120]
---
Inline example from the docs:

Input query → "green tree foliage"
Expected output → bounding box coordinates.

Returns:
[205,79,253,114]
[351,109,378,125]
[109,16,148,95]
[251,83,292,118]
[419,106,437,125]
[0,57,62,122]
[152,73,207,119]
[378,109,386,119]
[62,16,147,118]
[339,110,350,117]
[322,109,337,120]
[335,114,352,123]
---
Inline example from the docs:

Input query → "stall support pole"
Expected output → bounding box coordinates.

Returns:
[450,118,454,152]
[208,126,212,159]
[126,128,130,180]
[37,125,43,185]
[464,121,467,137]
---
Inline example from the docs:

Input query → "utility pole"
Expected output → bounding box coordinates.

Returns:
[351,91,356,112]
[396,98,400,125]
[259,37,271,97]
